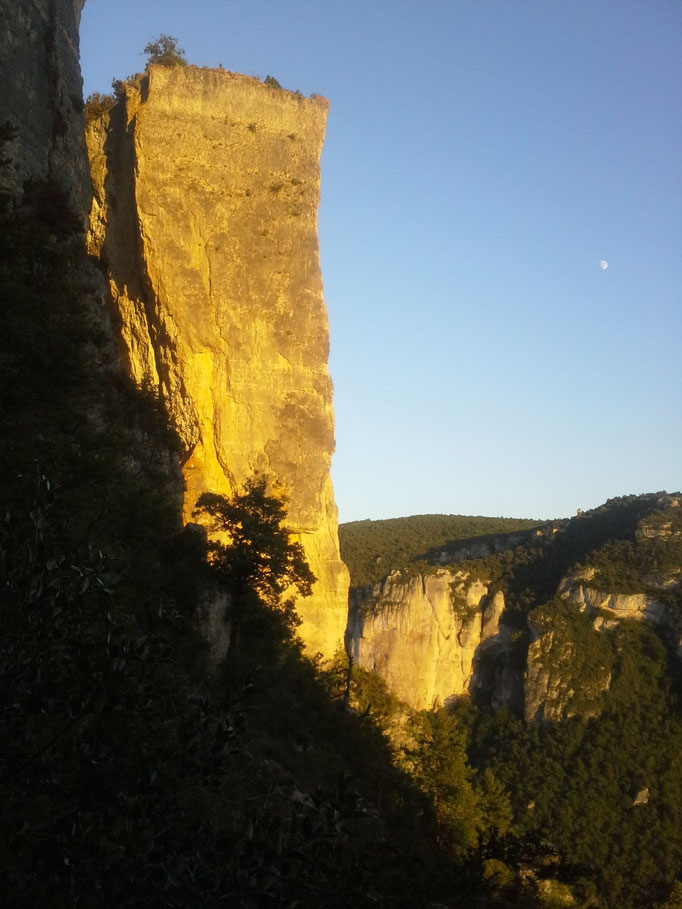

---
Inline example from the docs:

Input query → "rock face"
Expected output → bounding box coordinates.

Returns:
[524,615,612,724]
[558,569,672,626]
[0,0,90,217]
[347,570,506,710]
[558,567,682,657]
[86,66,349,658]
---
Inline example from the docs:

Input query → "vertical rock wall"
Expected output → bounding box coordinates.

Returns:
[87,66,349,659]
[0,0,90,217]
[347,570,506,709]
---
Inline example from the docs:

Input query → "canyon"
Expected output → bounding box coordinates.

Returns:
[3,0,679,720]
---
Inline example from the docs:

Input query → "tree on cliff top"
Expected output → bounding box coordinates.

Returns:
[143,34,187,67]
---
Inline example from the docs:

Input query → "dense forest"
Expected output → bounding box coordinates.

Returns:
[339,513,544,586]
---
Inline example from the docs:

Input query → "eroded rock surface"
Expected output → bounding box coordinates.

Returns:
[0,0,90,216]
[524,617,612,724]
[558,569,672,626]
[347,570,505,709]
[86,67,349,658]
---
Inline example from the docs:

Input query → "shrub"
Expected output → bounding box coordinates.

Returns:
[143,34,187,68]
[84,92,115,125]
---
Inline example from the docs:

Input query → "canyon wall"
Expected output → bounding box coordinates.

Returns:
[0,0,90,217]
[349,553,681,721]
[86,66,349,659]
[348,570,508,710]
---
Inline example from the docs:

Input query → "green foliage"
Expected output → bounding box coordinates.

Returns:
[450,581,481,623]
[580,505,682,605]
[264,74,282,89]
[403,710,482,860]
[340,513,544,587]
[0,477,234,905]
[461,615,682,908]
[345,491,682,905]
[194,477,314,637]
[143,34,187,68]
[84,92,116,124]
[351,665,404,725]
[529,598,615,718]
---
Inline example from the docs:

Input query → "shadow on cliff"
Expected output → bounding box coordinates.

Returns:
[0,198,474,907]
[92,85,183,411]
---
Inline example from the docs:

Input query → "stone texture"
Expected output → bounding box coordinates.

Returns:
[0,0,90,217]
[434,524,560,564]
[347,570,505,710]
[524,621,612,724]
[86,66,349,659]
[558,569,670,625]
[558,567,682,659]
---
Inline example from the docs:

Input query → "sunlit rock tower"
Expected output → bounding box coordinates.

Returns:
[86,65,350,658]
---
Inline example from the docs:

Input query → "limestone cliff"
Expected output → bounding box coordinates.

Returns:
[347,570,506,709]
[86,66,349,658]
[0,0,90,218]
[523,606,613,723]
[558,567,682,656]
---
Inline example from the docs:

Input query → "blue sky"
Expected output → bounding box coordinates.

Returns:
[80,0,681,522]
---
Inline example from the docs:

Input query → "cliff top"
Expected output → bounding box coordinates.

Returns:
[124,64,329,111]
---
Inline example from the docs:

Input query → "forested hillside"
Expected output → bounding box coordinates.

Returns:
[340,513,544,586]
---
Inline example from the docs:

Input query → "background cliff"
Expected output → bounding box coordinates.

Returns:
[86,66,349,659]
[342,495,682,905]
[343,493,681,723]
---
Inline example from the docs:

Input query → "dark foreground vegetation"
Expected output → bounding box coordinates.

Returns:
[0,188,528,907]
[1,166,680,907]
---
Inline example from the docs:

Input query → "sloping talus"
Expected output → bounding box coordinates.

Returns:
[87,66,349,658]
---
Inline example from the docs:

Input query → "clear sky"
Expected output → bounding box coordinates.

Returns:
[80,0,681,522]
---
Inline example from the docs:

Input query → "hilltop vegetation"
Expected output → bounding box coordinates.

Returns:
[340,513,544,586]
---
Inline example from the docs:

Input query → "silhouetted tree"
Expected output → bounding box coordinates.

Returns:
[194,476,315,641]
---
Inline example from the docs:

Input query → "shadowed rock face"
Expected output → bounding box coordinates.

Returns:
[0,0,90,217]
[86,66,349,658]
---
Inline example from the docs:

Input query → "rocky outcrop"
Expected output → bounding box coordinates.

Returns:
[524,612,612,723]
[86,66,349,658]
[558,568,681,656]
[0,0,90,218]
[433,524,561,564]
[558,569,672,626]
[347,570,506,709]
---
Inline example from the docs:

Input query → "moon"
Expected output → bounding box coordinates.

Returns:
[599,260,608,270]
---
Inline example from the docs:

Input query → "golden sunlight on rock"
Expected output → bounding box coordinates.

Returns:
[86,65,349,658]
